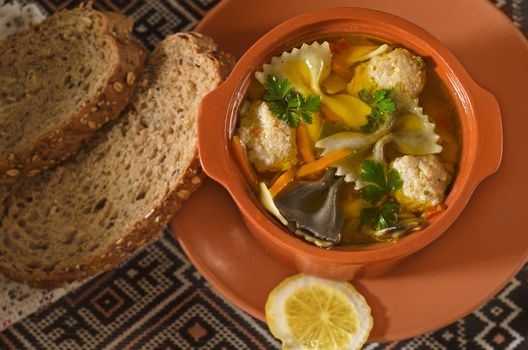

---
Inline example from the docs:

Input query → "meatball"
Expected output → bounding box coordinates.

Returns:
[348,48,426,98]
[391,155,450,212]
[237,101,298,172]
[367,48,426,97]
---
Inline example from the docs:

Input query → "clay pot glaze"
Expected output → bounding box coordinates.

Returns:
[198,8,502,280]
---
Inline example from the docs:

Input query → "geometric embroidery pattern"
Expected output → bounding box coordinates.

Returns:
[1,230,525,349]
[0,233,280,349]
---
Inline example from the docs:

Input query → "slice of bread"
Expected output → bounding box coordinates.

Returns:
[0,6,146,182]
[0,32,234,288]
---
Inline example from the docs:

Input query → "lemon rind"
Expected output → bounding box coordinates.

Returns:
[265,274,373,350]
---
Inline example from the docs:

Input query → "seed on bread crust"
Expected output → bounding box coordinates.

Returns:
[6,169,20,177]
[113,82,124,92]
[126,72,136,85]
[177,189,190,200]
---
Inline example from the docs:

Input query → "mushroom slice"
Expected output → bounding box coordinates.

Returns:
[275,170,344,246]
[372,219,426,238]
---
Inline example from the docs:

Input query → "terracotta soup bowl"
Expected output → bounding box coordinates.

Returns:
[198,7,503,280]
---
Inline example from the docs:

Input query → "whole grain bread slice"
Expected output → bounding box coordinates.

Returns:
[0,5,146,182]
[0,32,234,288]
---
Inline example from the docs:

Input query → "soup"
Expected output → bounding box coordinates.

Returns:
[231,35,461,248]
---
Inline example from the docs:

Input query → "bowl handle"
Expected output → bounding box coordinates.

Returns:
[198,82,233,187]
[472,85,503,183]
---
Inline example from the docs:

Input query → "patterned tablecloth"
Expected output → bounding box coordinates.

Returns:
[0,1,526,349]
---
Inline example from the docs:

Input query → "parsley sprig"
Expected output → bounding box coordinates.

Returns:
[359,160,403,231]
[359,88,396,133]
[360,160,403,205]
[360,199,400,231]
[263,75,321,128]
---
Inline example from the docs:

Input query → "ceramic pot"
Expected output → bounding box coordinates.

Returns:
[198,7,503,280]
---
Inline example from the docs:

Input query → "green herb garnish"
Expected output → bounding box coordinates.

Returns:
[359,160,403,231]
[263,75,321,128]
[360,199,400,231]
[360,159,403,204]
[359,88,396,133]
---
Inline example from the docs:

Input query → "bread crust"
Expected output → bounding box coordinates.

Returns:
[0,9,147,182]
[0,32,235,289]
[0,158,204,288]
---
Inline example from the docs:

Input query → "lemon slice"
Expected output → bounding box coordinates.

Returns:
[266,274,373,350]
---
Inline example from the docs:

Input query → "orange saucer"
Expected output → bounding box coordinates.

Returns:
[171,0,528,342]
[171,179,526,342]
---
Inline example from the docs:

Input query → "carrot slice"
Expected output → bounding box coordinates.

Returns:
[268,171,283,188]
[269,168,297,197]
[297,149,352,178]
[320,106,340,122]
[329,42,339,54]
[422,203,447,219]
[336,38,349,52]
[231,136,258,193]
[296,124,316,163]
[330,38,349,54]
[331,59,353,77]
